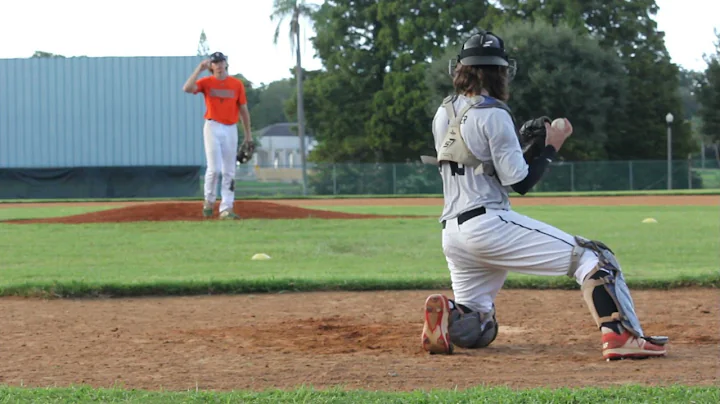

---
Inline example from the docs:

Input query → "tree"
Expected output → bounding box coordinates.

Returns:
[270,0,319,195]
[232,73,261,108]
[495,20,626,161]
[607,43,696,160]
[677,67,707,160]
[678,68,703,120]
[31,51,66,58]
[697,29,720,146]
[292,0,498,164]
[284,67,376,163]
[496,0,696,161]
[427,20,626,161]
[197,29,210,57]
[250,79,294,130]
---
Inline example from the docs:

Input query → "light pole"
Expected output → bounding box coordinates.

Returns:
[666,112,674,190]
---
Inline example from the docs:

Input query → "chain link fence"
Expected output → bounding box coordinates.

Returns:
[199,158,720,197]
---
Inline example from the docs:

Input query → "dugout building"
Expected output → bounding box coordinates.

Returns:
[0,55,209,199]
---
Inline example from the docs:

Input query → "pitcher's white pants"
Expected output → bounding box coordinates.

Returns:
[203,120,238,213]
[442,208,599,313]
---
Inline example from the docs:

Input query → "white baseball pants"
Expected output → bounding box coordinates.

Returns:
[442,208,600,313]
[203,119,238,213]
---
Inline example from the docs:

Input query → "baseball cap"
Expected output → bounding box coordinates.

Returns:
[209,52,227,63]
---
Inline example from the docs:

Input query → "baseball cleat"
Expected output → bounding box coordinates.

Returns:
[202,201,213,218]
[219,210,240,220]
[421,294,453,355]
[601,328,667,361]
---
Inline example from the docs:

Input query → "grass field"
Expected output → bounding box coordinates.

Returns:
[0,385,717,403]
[1,199,718,402]
[0,205,718,297]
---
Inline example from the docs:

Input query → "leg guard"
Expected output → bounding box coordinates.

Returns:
[448,306,498,349]
[575,236,668,346]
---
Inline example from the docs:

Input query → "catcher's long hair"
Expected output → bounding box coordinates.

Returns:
[453,64,509,102]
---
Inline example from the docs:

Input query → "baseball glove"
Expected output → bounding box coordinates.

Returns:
[518,116,551,163]
[237,139,255,164]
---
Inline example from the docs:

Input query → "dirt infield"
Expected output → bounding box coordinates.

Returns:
[0,289,716,392]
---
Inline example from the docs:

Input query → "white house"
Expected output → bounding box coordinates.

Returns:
[252,122,316,168]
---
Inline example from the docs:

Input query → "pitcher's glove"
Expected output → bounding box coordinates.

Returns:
[518,116,551,164]
[237,139,255,164]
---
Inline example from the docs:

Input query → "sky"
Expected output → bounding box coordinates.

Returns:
[1,0,717,86]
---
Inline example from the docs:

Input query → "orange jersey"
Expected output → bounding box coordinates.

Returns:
[194,76,248,125]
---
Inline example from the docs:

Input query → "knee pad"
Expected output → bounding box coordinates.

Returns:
[566,235,605,279]
[448,307,498,349]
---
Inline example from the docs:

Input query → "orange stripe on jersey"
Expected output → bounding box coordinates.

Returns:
[194,76,247,125]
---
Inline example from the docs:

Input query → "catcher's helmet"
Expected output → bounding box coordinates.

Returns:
[449,30,517,81]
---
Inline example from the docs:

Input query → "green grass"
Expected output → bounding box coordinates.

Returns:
[310,205,720,285]
[0,385,717,403]
[0,205,717,298]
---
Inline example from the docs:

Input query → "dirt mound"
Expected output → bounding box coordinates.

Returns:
[5,201,419,224]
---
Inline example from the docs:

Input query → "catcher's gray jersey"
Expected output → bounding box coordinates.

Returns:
[432,95,529,222]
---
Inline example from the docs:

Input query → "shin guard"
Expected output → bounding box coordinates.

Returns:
[577,236,668,346]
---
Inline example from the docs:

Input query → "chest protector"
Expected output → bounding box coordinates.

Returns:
[421,95,514,176]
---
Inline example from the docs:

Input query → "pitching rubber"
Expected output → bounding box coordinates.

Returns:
[422,294,453,355]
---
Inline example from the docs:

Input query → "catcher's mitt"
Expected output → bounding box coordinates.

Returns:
[518,116,551,163]
[237,139,255,164]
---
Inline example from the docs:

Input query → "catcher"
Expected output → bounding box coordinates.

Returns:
[420,30,668,360]
[182,51,255,220]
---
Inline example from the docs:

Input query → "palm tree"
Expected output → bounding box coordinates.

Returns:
[271,0,318,196]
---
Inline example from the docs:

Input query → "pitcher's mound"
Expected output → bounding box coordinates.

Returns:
[6,201,419,224]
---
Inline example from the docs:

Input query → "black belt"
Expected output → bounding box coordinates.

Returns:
[442,207,486,229]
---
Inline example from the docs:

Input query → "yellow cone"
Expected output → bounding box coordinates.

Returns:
[641,218,657,224]
[251,253,271,260]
